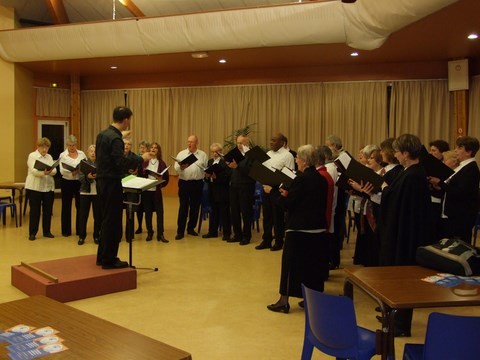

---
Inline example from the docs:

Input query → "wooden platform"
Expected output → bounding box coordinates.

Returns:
[11,255,136,302]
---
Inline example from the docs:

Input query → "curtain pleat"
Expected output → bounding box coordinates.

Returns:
[36,88,70,117]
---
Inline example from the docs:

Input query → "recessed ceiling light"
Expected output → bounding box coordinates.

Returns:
[219,59,226,64]
[192,51,208,59]
[110,65,118,70]
[350,52,359,57]
[468,33,478,40]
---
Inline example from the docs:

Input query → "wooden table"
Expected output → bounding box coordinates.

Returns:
[0,296,192,360]
[0,182,25,226]
[343,265,480,360]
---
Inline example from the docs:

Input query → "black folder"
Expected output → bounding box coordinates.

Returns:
[203,163,225,175]
[61,162,80,172]
[34,159,59,171]
[79,160,96,175]
[145,165,170,179]
[420,152,454,181]
[171,153,198,166]
[334,151,384,193]
[245,146,270,163]
[248,161,295,189]
[221,147,245,164]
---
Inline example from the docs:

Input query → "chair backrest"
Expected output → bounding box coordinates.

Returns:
[423,312,480,360]
[302,284,359,356]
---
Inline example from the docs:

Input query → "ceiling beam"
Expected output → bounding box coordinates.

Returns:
[118,0,145,18]
[44,0,69,24]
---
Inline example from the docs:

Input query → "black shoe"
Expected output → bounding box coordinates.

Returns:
[146,232,153,241]
[271,242,284,251]
[96,260,102,266]
[62,233,71,237]
[94,237,99,245]
[135,228,143,234]
[375,306,381,312]
[298,300,305,308]
[267,302,290,314]
[255,241,272,250]
[329,263,340,270]
[227,237,240,243]
[222,235,231,241]
[239,239,250,245]
[43,233,54,238]
[157,235,169,243]
[175,233,184,240]
[187,229,198,236]
[202,233,218,239]
[28,234,36,241]
[102,259,129,269]
[78,238,85,245]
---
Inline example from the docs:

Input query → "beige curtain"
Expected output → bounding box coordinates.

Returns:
[323,82,388,153]
[36,87,70,117]
[80,90,125,150]
[468,75,480,139]
[389,80,451,146]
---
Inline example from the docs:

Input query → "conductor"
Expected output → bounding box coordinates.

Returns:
[96,106,151,269]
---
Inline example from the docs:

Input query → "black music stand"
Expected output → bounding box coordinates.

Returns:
[123,177,162,271]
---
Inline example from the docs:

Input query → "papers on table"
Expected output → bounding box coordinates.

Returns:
[121,175,163,193]
[422,272,480,294]
[33,159,59,172]
[0,324,68,359]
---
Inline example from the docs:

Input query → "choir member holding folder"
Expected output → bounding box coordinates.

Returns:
[58,135,86,238]
[173,135,208,240]
[77,145,100,245]
[141,142,170,242]
[25,137,57,241]
[264,144,328,314]
[227,134,256,245]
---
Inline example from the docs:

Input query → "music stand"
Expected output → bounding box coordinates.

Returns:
[122,176,163,271]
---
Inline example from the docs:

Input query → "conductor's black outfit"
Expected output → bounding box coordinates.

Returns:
[95,125,143,267]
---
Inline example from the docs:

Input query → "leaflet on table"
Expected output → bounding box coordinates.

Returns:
[421,273,480,288]
[8,343,68,360]
[121,175,163,191]
[0,325,36,343]
[1,327,58,345]
[33,159,59,171]
[7,336,64,353]
[145,165,170,179]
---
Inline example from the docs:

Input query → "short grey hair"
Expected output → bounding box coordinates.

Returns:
[326,135,342,150]
[87,144,96,152]
[66,134,77,144]
[297,144,316,167]
[210,142,223,151]
[361,144,379,158]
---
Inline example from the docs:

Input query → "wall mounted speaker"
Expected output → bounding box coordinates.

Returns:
[448,59,469,91]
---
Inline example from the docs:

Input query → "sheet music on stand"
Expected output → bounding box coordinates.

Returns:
[121,175,162,271]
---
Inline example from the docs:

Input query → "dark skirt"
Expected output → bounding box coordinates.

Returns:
[279,231,329,298]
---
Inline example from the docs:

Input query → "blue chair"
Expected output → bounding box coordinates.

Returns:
[301,284,376,360]
[472,210,480,246]
[0,201,18,227]
[403,312,480,360]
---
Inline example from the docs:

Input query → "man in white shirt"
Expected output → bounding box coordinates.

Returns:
[256,133,295,251]
[174,135,208,240]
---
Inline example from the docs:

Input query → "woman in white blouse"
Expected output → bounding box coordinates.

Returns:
[58,135,86,237]
[25,138,57,241]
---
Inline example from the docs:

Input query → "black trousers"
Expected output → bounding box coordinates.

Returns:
[60,178,80,236]
[229,183,255,241]
[330,190,347,267]
[77,194,101,239]
[143,190,165,236]
[177,179,203,235]
[28,190,54,236]
[208,198,231,236]
[96,179,123,265]
[262,191,286,244]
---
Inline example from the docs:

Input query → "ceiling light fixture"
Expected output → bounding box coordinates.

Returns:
[350,52,359,57]
[468,33,478,40]
[110,65,118,70]
[191,51,208,59]
[219,59,226,64]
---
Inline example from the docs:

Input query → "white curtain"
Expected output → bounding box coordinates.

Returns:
[36,87,70,117]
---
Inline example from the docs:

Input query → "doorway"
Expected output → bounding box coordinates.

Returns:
[38,120,69,189]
